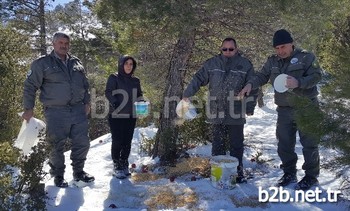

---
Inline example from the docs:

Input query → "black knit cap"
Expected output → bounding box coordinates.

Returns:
[273,29,293,47]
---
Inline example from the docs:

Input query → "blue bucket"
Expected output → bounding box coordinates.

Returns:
[134,101,149,117]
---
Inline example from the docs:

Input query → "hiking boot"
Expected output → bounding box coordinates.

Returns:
[114,169,126,179]
[295,175,319,190]
[113,161,126,179]
[277,173,297,187]
[120,160,131,176]
[73,171,95,183]
[54,176,68,188]
[236,166,247,183]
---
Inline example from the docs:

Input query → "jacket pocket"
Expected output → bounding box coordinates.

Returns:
[286,64,305,78]
[44,66,67,82]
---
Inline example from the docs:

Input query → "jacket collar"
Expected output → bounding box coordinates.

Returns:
[50,50,71,63]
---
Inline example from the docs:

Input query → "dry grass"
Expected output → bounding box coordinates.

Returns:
[129,157,207,209]
[131,172,161,183]
[145,185,198,210]
[130,157,211,183]
[165,157,211,178]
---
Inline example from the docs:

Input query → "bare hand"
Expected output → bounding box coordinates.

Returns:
[22,109,34,122]
[239,84,252,97]
[286,76,299,89]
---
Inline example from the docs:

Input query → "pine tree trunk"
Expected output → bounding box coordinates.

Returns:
[39,0,46,56]
[153,31,195,165]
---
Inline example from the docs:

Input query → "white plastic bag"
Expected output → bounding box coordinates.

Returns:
[14,115,46,155]
[176,99,197,120]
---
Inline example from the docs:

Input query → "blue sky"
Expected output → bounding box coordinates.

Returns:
[48,0,72,9]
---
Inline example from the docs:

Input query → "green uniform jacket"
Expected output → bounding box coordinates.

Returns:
[183,53,257,125]
[23,50,90,110]
[249,48,322,106]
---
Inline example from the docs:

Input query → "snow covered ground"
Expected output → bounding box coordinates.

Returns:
[44,89,350,210]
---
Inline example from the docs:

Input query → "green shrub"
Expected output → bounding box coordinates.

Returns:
[0,134,49,211]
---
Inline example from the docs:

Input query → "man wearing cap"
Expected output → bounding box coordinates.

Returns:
[239,29,322,190]
[22,32,95,187]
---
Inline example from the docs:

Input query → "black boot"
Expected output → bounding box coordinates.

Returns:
[121,160,131,176]
[277,173,297,187]
[295,175,318,190]
[54,176,68,188]
[113,160,126,179]
[236,166,247,183]
[73,171,95,183]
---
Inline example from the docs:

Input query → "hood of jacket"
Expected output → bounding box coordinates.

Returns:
[118,55,137,77]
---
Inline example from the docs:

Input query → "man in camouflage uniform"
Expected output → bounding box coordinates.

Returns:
[240,29,322,190]
[22,32,94,187]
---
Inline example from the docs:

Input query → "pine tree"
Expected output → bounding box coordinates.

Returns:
[0,26,30,141]
[3,0,52,55]
[93,0,345,164]
[318,8,350,165]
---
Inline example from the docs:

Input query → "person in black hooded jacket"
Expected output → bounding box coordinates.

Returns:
[105,55,143,179]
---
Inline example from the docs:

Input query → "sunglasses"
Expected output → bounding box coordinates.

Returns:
[222,48,235,52]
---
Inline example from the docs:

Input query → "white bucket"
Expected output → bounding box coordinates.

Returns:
[134,101,149,117]
[210,155,239,189]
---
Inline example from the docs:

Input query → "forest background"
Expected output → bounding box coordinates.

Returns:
[1,0,350,209]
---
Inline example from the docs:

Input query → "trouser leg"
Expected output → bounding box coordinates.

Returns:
[299,130,320,178]
[227,124,244,167]
[108,117,136,170]
[45,108,70,177]
[120,118,136,161]
[211,124,226,156]
[108,116,123,164]
[70,120,90,174]
[276,107,297,175]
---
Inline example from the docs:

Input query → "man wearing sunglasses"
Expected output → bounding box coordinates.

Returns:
[239,29,322,190]
[182,37,258,183]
